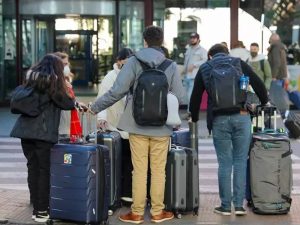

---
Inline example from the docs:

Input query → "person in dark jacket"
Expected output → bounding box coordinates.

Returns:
[189,44,268,216]
[268,33,288,87]
[10,54,75,223]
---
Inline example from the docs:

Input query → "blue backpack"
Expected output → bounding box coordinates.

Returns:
[207,57,247,111]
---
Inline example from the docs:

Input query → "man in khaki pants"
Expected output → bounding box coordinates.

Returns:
[91,26,185,224]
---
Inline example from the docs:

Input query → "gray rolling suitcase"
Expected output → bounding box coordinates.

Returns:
[250,105,293,215]
[164,145,199,218]
[164,146,187,217]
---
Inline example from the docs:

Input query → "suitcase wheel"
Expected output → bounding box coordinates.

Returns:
[174,211,182,219]
[108,209,114,216]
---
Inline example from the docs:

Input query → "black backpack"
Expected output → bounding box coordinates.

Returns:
[132,58,172,126]
[207,57,247,111]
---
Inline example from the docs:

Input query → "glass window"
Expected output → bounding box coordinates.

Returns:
[119,1,144,51]
[22,19,32,69]
[154,0,230,65]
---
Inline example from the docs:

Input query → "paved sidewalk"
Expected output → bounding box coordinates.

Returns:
[0,189,300,225]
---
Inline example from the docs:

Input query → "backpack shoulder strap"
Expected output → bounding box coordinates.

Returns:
[157,59,173,71]
[260,59,265,74]
[134,56,151,71]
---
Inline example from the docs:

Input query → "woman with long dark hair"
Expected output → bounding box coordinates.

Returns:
[10,54,75,223]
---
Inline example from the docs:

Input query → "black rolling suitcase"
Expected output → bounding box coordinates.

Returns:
[87,131,122,214]
[249,105,293,215]
[164,145,199,218]
[284,110,300,139]
[49,113,110,225]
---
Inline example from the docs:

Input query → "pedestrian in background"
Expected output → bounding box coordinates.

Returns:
[189,44,268,216]
[268,33,288,88]
[96,47,133,202]
[182,32,207,114]
[10,54,75,223]
[229,40,250,62]
[90,25,185,224]
[247,42,272,90]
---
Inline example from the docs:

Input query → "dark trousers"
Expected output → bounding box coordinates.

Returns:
[121,139,132,198]
[21,139,54,211]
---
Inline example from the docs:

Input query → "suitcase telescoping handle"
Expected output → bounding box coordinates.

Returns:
[80,109,98,144]
[255,104,277,132]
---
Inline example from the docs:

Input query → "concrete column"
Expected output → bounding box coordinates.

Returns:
[230,0,239,49]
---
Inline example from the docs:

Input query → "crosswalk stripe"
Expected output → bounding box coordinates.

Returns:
[198,139,213,144]
[0,145,22,150]
[198,162,300,169]
[0,184,28,190]
[0,137,20,142]
[200,185,300,194]
[197,154,300,161]
[0,162,27,168]
[0,172,27,178]
[0,153,25,158]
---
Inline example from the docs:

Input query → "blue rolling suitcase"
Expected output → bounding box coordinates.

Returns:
[171,122,198,151]
[171,128,190,148]
[49,143,110,225]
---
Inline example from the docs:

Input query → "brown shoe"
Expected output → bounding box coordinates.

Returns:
[151,210,174,223]
[119,212,144,224]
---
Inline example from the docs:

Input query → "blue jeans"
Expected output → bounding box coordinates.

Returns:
[212,113,251,209]
[183,77,195,111]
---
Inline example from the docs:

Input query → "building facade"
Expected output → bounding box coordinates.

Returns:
[0,0,299,104]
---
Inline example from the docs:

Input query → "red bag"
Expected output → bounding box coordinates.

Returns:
[68,87,83,142]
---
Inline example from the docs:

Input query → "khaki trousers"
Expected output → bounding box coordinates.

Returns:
[129,134,170,216]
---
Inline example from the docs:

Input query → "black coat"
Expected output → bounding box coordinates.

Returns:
[10,91,75,143]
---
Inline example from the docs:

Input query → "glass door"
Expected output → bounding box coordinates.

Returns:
[35,19,55,61]
[55,30,97,86]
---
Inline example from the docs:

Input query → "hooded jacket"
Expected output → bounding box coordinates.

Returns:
[91,47,185,137]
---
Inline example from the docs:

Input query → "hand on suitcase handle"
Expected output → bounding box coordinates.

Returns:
[97,119,108,131]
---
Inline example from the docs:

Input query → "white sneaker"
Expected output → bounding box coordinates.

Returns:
[34,211,49,223]
[121,197,133,202]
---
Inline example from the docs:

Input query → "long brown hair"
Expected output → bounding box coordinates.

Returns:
[26,54,68,97]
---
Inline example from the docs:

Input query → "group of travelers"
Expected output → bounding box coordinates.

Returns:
[10,24,287,224]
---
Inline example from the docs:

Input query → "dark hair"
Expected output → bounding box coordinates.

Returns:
[53,51,69,60]
[117,48,133,60]
[208,44,229,57]
[143,26,164,47]
[161,46,170,58]
[26,54,68,97]
[250,42,259,48]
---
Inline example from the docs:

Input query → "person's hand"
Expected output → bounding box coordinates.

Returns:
[86,102,96,115]
[75,102,88,112]
[97,119,108,131]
